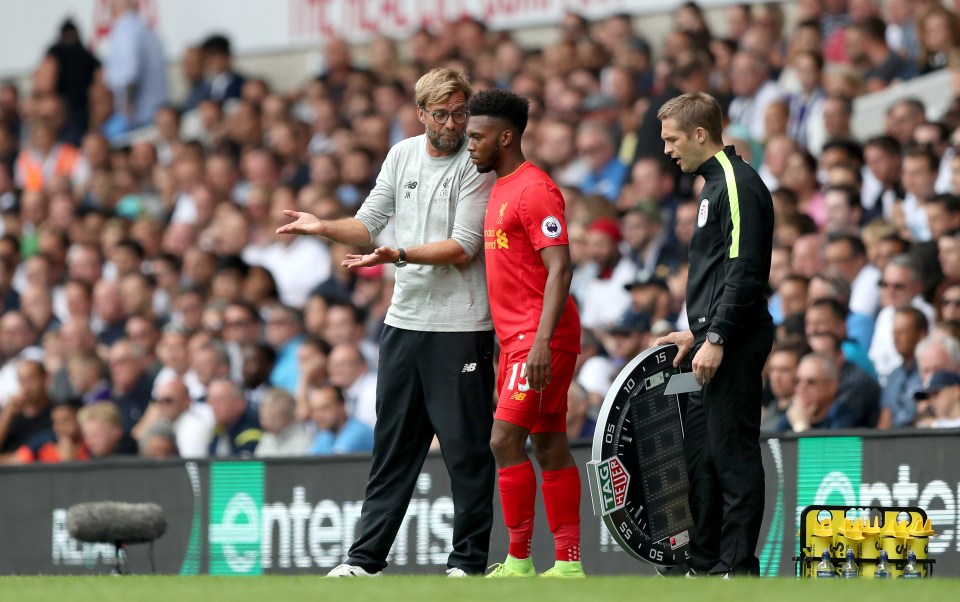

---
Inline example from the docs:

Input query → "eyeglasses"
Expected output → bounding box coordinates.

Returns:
[878,280,908,290]
[426,110,469,125]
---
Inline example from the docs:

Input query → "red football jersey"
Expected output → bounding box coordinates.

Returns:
[484,162,581,354]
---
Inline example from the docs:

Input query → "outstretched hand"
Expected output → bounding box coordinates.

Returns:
[653,330,695,367]
[275,210,323,236]
[342,246,398,269]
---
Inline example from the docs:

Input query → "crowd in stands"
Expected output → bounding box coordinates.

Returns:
[3,0,960,465]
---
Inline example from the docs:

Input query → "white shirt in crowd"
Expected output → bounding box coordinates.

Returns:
[869,295,936,386]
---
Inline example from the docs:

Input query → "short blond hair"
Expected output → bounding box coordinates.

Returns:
[414,68,472,108]
[657,92,723,144]
[78,401,122,429]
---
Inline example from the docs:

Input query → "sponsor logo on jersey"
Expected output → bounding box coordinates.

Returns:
[541,216,562,239]
[698,199,709,228]
[496,229,509,249]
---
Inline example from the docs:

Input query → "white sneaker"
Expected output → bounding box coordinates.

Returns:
[446,567,469,578]
[326,564,382,577]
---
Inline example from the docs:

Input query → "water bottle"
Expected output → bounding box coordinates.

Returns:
[901,550,922,579]
[874,551,891,579]
[815,549,835,579]
[840,549,859,579]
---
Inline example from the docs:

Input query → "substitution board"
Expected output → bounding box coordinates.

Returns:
[586,344,695,568]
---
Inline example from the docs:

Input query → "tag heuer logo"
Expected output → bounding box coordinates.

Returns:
[403,181,418,189]
[595,457,630,515]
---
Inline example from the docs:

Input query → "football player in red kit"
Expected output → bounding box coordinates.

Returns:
[466,88,583,578]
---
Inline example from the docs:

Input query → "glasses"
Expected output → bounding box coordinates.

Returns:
[879,280,908,290]
[426,110,469,125]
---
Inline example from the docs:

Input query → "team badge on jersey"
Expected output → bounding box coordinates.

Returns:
[697,199,709,228]
[541,216,562,239]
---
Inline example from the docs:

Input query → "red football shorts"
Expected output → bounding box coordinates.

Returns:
[494,348,577,433]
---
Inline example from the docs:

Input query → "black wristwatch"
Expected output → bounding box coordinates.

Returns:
[706,331,724,346]
[395,248,408,268]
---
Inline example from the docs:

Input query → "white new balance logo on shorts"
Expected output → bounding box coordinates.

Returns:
[462,363,477,373]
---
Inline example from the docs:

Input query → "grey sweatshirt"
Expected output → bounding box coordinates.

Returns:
[355,134,495,332]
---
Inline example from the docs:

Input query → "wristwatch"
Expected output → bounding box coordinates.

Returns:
[395,248,408,268]
[706,331,724,346]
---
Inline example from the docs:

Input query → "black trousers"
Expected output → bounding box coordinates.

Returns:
[347,326,496,574]
[683,323,773,576]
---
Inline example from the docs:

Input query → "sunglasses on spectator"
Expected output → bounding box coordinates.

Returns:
[878,280,907,290]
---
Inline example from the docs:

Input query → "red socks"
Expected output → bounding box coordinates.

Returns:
[542,466,582,562]
[498,460,537,559]
[498,462,582,562]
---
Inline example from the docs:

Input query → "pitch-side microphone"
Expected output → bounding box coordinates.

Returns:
[67,501,167,544]
[66,501,167,575]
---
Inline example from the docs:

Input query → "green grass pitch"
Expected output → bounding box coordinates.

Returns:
[3,576,958,602]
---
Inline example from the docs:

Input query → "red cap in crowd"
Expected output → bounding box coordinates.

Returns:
[588,217,622,242]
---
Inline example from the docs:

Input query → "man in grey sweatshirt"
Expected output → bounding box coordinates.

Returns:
[277,68,495,577]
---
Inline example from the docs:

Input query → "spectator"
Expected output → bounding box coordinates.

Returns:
[805,295,875,378]
[602,311,650,369]
[134,375,212,459]
[65,350,111,406]
[207,378,261,457]
[824,233,881,318]
[102,0,169,140]
[0,311,44,405]
[106,339,154,434]
[915,370,960,428]
[574,329,614,413]
[917,6,960,75]
[790,233,825,278]
[179,46,207,113]
[808,332,881,428]
[78,401,137,458]
[939,281,960,322]
[761,343,803,432]
[0,360,53,457]
[822,186,864,236]
[778,274,810,322]
[327,342,377,429]
[847,15,915,92]
[33,19,101,145]
[264,304,304,394]
[565,381,595,442]
[863,135,904,224]
[254,387,311,457]
[727,50,781,142]
[10,399,88,464]
[242,342,276,411]
[899,145,939,243]
[200,34,245,104]
[780,353,857,432]
[870,255,936,384]
[916,333,960,386]
[885,98,926,148]
[575,121,627,202]
[786,51,825,152]
[138,418,180,458]
[307,384,373,455]
[878,307,929,428]
[576,217,636,330]
[620,202,680,282]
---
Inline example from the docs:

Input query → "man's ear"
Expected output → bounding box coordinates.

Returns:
[416,105,425,125]
[501,128,514,148]
[696,127,706,144]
